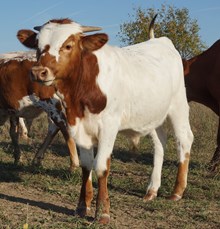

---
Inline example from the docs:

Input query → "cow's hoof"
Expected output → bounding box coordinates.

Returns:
[69,165,76,173]
[98,214,110,224]
[143,190,157,202]
[76,206,90,217]
[167,194,182,201]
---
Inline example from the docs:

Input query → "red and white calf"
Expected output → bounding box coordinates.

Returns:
[17,18,193,223]
[0,52,79,170]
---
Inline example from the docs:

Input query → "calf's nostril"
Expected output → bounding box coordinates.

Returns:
[41,69,48,77]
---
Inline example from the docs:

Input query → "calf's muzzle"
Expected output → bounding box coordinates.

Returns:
[31,66,54,86]
[31,66,48,81]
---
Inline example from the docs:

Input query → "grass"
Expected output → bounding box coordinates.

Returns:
[0,102,220,228]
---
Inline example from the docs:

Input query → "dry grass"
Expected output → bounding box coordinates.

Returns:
[0,102,220,229]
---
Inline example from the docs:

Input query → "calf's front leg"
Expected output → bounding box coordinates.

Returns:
[76,148,94,217]
[95,158,111,224]
[94,124,118,224]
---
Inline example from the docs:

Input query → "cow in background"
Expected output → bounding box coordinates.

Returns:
[183,40,220,172]
[17,17,193,224]
[0,52,79,170]
[0,52,33,140]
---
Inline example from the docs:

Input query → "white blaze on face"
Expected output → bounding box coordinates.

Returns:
[37,21,83,61]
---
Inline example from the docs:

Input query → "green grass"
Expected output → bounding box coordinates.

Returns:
[0,103,220,228]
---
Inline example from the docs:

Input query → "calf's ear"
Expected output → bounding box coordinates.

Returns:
[17,29,38,49]
[82,33,108,51]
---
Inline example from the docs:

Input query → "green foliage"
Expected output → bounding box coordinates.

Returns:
[118,4,207,59]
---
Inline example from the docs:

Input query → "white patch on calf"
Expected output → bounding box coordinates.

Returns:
[18,96,42,119]
[68,119,95,150]
[38,22,82,61]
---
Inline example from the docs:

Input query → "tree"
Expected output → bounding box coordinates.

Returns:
[118,4,207,59]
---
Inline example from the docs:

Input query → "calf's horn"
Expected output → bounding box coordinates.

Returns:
[33,24,102,33]
[34,26,42,31]
[81,26,102,32]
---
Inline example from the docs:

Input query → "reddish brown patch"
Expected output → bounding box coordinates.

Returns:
[143,189,157,202]
[0,59,34,109]
[95,158,111,221]
[172,153,190,198]
[66,137,79,171]
[54,50,107,126]
[36,45,51,60]
[17,30,38,49]
[50,18,73,24]
[82,33,108,51]
[77,167,93,217]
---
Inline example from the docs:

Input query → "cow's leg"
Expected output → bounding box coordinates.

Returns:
[94,124,118,224]
[143,127,166,201]
[168,98,193,200]
[64,134,79,172]
[24,118,33,139]
[19,118,29,140]
[51,112,79,171]
[76,147,94,217]
[19,118,33,140]
[33,108,78,170]
[32,119,59,166]
[9,116,21,165]
[95,157,111,224]
[209,118,220,172]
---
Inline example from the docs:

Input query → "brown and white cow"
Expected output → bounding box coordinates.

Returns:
[183,40,220,172]
[17,18,193,224]
[0,52,79,170]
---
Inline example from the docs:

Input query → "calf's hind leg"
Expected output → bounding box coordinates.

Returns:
[143,127,166,201]
[168,98,193,200]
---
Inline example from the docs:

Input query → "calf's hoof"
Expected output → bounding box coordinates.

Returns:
[167,194,182,201]
[97,214,110,224]
[69,165,77,173]
[143,190,157,202]
[76,206,90,217]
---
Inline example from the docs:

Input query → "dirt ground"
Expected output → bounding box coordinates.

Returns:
[0,173,157,229]
[1,104,220,228]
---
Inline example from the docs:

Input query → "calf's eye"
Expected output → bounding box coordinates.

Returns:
[65,45,72,50]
